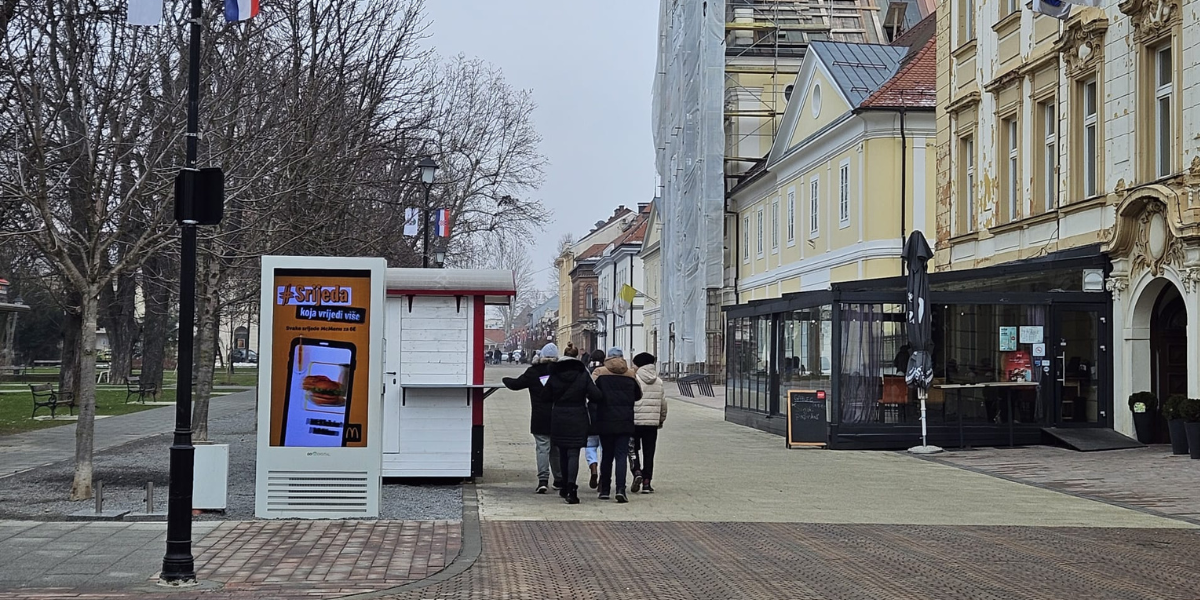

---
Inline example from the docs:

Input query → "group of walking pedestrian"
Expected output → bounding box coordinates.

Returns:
[504,342,667,504]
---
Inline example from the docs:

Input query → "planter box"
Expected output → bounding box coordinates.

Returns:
[193,443,229,510]
[1168,420,1189,455]
[1132,412,1155,444]
[1187,423,1200,460]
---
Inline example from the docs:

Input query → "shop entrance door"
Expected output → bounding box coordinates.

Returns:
[1051,306,1109,427]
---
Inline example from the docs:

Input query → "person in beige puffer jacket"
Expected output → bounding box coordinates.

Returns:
[630,352,666,494]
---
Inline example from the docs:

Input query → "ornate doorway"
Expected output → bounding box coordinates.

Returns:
[1151,284,1187,443]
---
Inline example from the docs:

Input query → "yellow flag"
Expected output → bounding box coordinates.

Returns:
[619,284,637,305]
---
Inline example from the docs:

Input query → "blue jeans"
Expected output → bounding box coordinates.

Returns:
[584,435,600,465]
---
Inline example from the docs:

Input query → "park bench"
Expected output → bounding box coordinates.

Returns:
[30,384,75,419]
[125,376,158,404]
[676,373,715,398]
[0,365,27,378]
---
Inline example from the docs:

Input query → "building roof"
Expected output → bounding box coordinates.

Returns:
[610,215,649,248]
[859,37,936,109]
[890,10,936,62]
[809,42,908,107]
[575,243,607,261]
[484,329,506,345]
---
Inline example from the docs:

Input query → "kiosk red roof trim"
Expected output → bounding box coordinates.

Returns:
[385,268,516,305]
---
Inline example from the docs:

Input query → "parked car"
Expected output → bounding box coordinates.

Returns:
[229,348,258,364]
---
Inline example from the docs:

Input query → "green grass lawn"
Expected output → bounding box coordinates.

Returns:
[0,388,178,436]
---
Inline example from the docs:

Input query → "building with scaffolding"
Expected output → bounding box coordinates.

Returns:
[653,0,930,378]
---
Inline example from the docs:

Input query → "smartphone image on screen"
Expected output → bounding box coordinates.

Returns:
[279,337,357,447]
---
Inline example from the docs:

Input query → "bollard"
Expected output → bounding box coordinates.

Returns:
[94,481,103,514]
[146,481,155,513]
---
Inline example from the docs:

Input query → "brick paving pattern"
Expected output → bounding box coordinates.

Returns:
[0,520,460,600]
[392,520,1200,600]
[925,445,1200,524]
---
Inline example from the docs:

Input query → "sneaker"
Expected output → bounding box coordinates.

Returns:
[552,480,563,490]
[615,488,628,503]
[559,486,569,499]
[589,464,599,489]
[630,474,643,494]
[598,487,611,500]
[566,486,580,505]
[535,480,548,494]
[642,480,654,494]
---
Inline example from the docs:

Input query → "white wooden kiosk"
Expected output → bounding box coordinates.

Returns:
[382,268,515,478]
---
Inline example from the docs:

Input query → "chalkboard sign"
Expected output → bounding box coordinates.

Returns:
[786,389,827,448]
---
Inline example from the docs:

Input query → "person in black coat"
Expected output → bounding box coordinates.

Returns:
[543,350,604,504]
[502,343,561,494]
[591,347,641,503]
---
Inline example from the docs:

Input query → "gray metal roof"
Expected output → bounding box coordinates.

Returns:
[809,41,908,107]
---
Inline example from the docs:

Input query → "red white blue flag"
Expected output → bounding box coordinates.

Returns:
[225,0,260,22]
[435,209,451,237]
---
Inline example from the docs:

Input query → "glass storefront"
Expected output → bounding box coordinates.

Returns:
[724,250,1113,448]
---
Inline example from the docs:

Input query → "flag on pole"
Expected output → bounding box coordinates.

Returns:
[1031,0,1100,20]
[127,0,163,26]
[435,209,451,237]
[225,0,260,22]
[614,284,637,318]
[403,208,419,237]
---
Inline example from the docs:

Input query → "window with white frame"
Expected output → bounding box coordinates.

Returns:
[838,162,850,225]
[1041,100,1056,212]
[1002,117,1019,222]
[771,199,779,251]
[742,215,750,261]
[756,208,764,257]
[1155,44,1173,178]
[1082,78,1098,197]
[809,178,819,236]
[959,135,976,233]
[959,0,975,45]
[786,189,795,243]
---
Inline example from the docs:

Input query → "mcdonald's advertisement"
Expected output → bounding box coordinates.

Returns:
[268,268,374,448]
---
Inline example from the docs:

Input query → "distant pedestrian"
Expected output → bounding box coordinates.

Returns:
[630,352,666,494]
[543,346,604,504]
[584,348,607,488]
[501,343,561,494]
[591,347,641,503]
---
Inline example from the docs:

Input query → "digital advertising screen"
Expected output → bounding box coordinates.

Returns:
[269,269,373,447]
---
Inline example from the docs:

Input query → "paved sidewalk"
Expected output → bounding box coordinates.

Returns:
[478,384,1190,527]
[0,390,255,479]
[923,444,1200,524]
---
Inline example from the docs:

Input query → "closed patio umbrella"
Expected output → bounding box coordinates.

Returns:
[903,230,941,454]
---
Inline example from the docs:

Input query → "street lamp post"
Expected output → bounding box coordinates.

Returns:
[418,158,438,268]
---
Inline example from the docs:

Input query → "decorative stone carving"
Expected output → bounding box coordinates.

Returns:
[1056,13,1110,77]
[1106,276,1129,293]
[1130,201,1185,276]
[1118,0,1180,42]
[1181,269,1200,294]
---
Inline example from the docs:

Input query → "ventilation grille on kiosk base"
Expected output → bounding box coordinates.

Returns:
[265,470,369,513]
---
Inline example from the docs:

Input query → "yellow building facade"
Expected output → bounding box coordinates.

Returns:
[728,35,937,303]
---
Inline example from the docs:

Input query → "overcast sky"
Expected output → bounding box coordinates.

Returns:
[421,1,659,291]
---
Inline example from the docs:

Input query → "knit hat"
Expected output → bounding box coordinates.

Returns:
[632,352,656,368]
[540,343,559,360]
[606,347,623,359]
[589,349,606,364]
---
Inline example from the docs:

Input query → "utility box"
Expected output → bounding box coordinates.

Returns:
[381,269,515,478]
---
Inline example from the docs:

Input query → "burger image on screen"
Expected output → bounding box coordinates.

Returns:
[303,375,346,406]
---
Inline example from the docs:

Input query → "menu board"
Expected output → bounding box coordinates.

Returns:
[786,389,827,448]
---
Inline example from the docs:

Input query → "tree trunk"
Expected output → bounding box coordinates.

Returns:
[191,259,222,442]
[59,300,81,396]
[70,290,99,500]
[100,273,139,381]
[140,254,172,391]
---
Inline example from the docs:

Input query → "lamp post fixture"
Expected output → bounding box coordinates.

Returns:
[418,157,438,268]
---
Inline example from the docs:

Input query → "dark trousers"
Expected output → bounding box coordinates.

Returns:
[633,426,659,481]
[557,446,581,491]
[599,434,631,492]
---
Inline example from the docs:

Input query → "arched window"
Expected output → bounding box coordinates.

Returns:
[586,286,595,311]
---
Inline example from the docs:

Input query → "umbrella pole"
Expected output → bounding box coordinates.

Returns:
[908,388,943,454]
